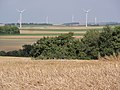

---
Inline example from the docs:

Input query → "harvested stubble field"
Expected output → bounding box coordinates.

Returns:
[0,39,38,51]
[0,56,120,90]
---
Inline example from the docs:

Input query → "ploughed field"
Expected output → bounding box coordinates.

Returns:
[0,56,120,90]
[0,26,103,51]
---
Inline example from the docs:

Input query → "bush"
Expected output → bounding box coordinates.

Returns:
[99,26,120,57]
[0,51,6,56]
[22,45,33,57]
[0,26,20,34]
[30,32,76,59]
[7,50,21,56]
[80,30,100,59]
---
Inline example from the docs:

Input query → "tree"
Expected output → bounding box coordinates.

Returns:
[98,26,120,57]
[0,26,20,34]
[0,51,6,56]
[80,30,100,59]
[99,26,114,56]
[22,45,33,57]
[30,32,75,59]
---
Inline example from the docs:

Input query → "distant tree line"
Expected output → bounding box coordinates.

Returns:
[0,26,120,60]
[0,26,20,34]
[6,23,53,26]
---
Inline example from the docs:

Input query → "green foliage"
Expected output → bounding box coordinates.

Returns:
[0,26,20,34]
[22,45,33,57]
[99,26,120,56]
[31,26,120,60]
[0,51,6,56]
[30,32,76,59]
[7,50,21,56]
[80,30,100,59]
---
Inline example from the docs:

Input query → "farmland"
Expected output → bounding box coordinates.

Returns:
[0,26,120,89]
[0,56,120,89]
[0,26,103,51]
[20,26,103,35]
[0,39,37,51]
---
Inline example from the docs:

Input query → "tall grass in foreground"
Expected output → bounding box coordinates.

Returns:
[0,56,120,90]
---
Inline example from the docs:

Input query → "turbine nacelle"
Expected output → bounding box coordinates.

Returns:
[16,9,25,13]
[83,9,91,13]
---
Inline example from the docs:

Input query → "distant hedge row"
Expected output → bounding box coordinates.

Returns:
[0,26,20,34]
[1,26,120,60]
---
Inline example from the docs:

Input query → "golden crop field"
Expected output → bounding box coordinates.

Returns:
[0,56,120,90]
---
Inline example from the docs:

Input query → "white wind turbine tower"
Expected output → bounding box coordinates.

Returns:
[72,15,74,22]
[46,16,49,24]
[16,9,25,28]
[95,17,97,25]
[83,9,91,27]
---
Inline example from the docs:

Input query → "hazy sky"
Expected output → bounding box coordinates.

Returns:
[0,0,120,24]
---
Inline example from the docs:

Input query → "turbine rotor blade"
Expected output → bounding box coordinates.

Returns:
[83,9,86,12]
[16,9,26,13]
[21,9,26,12]
[87,9,91,12]
[16,9,21,12]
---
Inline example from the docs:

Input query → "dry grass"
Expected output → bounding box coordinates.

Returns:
[0,56,120,90]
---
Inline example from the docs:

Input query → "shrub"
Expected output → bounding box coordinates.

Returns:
[80,30,100,59]
[0,51,6,56]
[30,32,77,59]
[0,26,20,34]
[99,26,120,57]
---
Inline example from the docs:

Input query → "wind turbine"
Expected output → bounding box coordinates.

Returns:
[16,9,25,28]
[83,9,91,27]
[95,17,97,25]
[46,16,49,24]
[72,15,74,22]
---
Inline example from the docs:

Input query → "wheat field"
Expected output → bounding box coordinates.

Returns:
[0,56,120,90]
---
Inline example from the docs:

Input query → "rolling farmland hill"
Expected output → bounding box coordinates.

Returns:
[0,26,103,51]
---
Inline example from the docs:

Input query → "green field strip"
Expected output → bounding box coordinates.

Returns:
[20,28,102,32]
